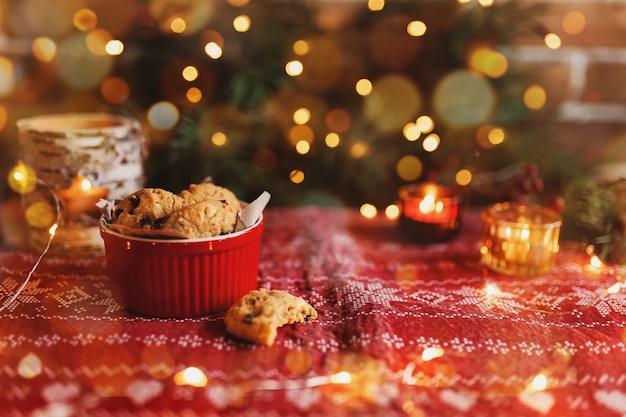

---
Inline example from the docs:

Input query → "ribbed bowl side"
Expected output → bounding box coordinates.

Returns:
[101,219,264,318]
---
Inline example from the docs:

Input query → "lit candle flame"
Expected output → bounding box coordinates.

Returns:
[419,194,436,214]
[79,175,93,191]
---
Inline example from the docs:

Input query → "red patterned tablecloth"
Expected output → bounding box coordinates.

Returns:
[1,207,626,416]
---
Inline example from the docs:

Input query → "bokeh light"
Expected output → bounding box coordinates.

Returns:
[105,40,124,56]
[0,57,15,97]
[563,11,586,35]
[415,115,434,133]
[147,101,180,130]
[433,69,496,129]
[293,108,311,125]
[100,77,130,104]
[364,75,422,133]
[455,169,472,186]
[523,84,547,110]
[200,30,224,50]
[57,33,114,90]
[385,204,400,220]
[544,33,562,49]
[73,8,97,32]
[422,133,440,152]
[288,124,314,147]
[14,0,78,38]
[211,132,228,147]
[403,122,421,141]
[204,42,223,59]
[355,79,373,96]
[233,15,251,32]
[18,352,42,379]
[0,105,7,131]
[293,40,309,55]
[290,170,305,184]
[422,347,445,361]
[170,17,187,34]
[396,155,423,181]
[186,87,202,103]
[25,201,56,229]
[295,140,311,154]
[368,0,385,11]
[325,108,351,132]
[360,203,377,218]
[173,367,207,387]
[468,47,508,78]
[86,28,114,56]
[476,124,505,149]
[286,60,304,76]
[325,133,341,148]
[407,21,427,37]
[488,126,504,145]
[350,142,368,158]
[8,161,37,194]
[182,66,199,81]
[32,37,57,62]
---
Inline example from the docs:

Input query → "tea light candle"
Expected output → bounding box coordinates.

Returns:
[55,174,109,221]
[398,182,463,243]
[480,203,561,276]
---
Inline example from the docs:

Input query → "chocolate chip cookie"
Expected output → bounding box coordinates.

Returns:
[225,288,318,346]
[180,182,242,212]
[111,188,186,230]
[162,198,239,238]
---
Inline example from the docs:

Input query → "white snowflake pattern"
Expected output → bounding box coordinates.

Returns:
[339,281,404,310]
[0,277,51,312]
[572,286,626,317]
[453,285,527,314]
[407,289,450,308]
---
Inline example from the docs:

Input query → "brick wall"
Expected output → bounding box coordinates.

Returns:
[508,0,626,180]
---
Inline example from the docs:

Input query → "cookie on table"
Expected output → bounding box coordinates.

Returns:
[225,288,318,346]
[111,188,186,230]
[162,198,239,238]
[180,182,242,212]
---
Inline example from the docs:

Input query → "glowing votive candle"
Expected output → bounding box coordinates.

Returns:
[54,174,109,221]
[398,182,463,243]
[480,203,561,276]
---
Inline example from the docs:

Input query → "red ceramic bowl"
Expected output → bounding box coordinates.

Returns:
[99,214,264,318]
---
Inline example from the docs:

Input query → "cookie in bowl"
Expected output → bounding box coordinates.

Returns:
[99,183,270,318]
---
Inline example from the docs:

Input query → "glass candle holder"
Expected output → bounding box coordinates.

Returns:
[16,113,146,256]
[480,203,561,276]
[398,182,463,243]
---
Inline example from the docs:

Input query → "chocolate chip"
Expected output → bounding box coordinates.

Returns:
[114,208,123,217]
[130,195,140,208]
[244,312,257,324]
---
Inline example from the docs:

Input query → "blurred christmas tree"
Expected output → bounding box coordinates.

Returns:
[0,0,579,207]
